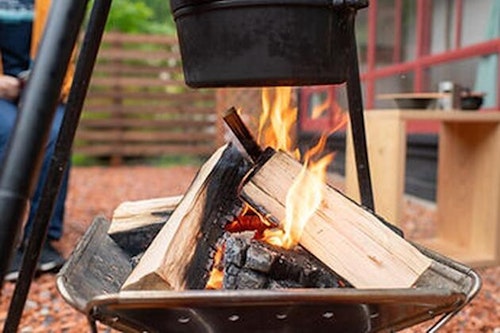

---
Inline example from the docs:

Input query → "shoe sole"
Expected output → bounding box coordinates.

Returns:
[4,271,20,282]
[4,262,65,283]
[38,261,65,274]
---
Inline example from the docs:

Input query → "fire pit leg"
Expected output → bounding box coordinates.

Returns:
[2,0,112,331]
[344,12,375,212]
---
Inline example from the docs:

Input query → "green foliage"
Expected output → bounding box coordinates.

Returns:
[102,0,176,35]
[143,0,172,25]
[71,153,107,166]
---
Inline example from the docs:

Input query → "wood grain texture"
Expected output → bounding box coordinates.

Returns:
[345,112,406,224]
[109,195,182,234]
[434,121,500,265]
[242,151,432,289]
[122,144,250,291]
[345,109,500,266]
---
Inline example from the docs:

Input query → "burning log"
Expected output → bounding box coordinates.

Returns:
[223,107,430,288]
[240,150,433,289]
[122,144,250,291]
[223,107,263,163]
[122,106,430,292]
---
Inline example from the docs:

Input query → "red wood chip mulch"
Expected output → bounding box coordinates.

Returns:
[1,166,498,332]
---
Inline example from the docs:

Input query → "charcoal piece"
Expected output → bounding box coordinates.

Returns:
[270,255,304,282]
[304,267,342,288]
[222,264,240,289]
[236,269,268,289]
[222,275,237,290]
[129,253,144,268]
[263,242,347,288]
[244,241,275,273]
[223,234,249,267]
[268,280,303,289]
[222,265,240,289]
[225,263,241,276]
[217,234,348,290]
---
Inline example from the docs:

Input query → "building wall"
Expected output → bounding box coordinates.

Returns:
[298,0,499,200]
[353,0,500,111]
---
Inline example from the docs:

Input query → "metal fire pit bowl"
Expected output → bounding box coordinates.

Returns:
[170,0,368,87]
[57,216,481,333]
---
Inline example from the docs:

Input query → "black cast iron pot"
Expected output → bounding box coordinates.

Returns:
[170,0,368,88]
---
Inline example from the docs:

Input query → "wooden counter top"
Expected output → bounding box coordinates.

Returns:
[366,110,500,122]
[346,109,500,267]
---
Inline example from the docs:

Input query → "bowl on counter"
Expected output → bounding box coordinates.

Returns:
[460,92,485,111]
[377,93,441,110]
[394,97,434,109]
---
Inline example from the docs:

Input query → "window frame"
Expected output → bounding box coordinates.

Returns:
[362,0,500,110]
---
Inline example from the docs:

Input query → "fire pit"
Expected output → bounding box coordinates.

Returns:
[55,0,482,332]
[57,117,480,332]
[57,206,480,332]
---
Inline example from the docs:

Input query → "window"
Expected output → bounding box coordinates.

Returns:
[358,0,500,114]
[300,0,499,133]
[461,0,495,47]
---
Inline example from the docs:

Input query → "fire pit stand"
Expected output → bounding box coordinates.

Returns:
[57,213,481,333]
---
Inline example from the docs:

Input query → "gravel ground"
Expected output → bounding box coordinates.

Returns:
[1,165,498,332]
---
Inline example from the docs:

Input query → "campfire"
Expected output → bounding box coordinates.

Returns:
[206,87,347,291]
[55,1,482,331]
[121,87,432,292]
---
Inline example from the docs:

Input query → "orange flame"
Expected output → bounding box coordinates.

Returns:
[310,90,333,119]
[206,245,224,289]
[263,136,334,249]
[258,87,299,158]
[206,88,345,288]
[258,87,346,249]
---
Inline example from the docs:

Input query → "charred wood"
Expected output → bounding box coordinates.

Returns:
[223,107,263,163]
[219,233,348,290]
[122,144,251,291]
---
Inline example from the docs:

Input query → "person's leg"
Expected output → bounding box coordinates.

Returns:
[0,99,25,281]
[0,99,19,160]
[2,102,69,280]
[47,161,70,241]
[24,104,69,242]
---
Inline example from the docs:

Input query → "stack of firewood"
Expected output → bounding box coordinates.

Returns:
[111,108,432,293]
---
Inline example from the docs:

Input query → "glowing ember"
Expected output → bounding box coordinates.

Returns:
[206,245,224,290]
[225,208,270,239]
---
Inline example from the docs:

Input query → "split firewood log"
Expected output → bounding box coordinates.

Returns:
[240,150,432,289]
[122,144,250,291]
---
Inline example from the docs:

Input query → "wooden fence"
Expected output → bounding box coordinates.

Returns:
[75,32,217,164]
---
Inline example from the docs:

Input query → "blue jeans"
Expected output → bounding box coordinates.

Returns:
[0,98,69,242]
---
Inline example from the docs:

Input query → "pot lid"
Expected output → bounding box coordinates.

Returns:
[170,0,368,14]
